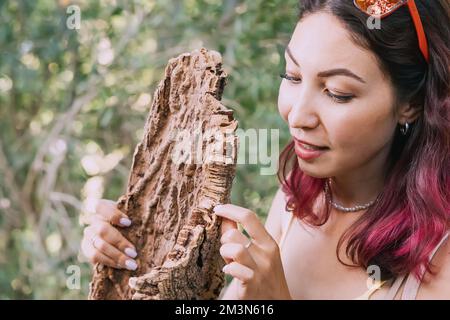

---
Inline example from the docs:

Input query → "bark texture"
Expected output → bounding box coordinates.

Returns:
[88,48,238,300]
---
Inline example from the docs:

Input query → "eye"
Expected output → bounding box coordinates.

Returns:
[280,73,302,84]
[325,89,354,103]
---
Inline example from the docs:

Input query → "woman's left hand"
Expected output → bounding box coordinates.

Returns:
[213,203,292,300]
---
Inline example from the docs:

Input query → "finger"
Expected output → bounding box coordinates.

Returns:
[94,199,132,227]
[220,243,257,270]
[87,213,130,229]
[87,221,137,255]
[213,204,272,245]
[220,216,238,238]
[221,228,249,246]
[84,227,138,271]
[223,261,254,283]
[219,227,244,264]
[81,236,120,269]
[221,229,267,267]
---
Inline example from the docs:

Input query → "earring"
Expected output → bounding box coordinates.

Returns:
[400,122,409,135]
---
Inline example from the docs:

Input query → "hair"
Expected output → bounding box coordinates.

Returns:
[278,0,450,281]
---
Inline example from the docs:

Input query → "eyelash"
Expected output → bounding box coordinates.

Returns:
[280,73,301,84]
[279,73,355,104]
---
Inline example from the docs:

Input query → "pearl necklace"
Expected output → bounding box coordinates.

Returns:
[324,178,379,213]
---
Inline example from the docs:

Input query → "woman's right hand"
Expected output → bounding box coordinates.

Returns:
[81,199,139,271]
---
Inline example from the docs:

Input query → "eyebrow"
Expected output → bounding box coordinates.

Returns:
[285,46,300,68]
[285,46,366,84]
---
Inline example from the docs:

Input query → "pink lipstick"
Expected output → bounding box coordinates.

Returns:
[293,138,329,160]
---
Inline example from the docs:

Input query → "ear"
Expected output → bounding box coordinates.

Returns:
[397,101,422,125]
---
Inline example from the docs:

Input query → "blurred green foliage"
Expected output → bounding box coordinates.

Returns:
[0,0,297,299]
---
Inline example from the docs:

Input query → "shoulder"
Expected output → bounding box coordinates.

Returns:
[264,187,289,245]
[417,233,450,299]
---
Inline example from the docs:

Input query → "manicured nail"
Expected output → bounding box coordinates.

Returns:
[120,217,132,227]
[125,247,137,259]
[213,204,223,212]
[128,277,137,288]
[125,259,138,271]
[222,265,228,273]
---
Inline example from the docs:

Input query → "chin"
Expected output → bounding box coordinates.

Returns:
[297,158,332,179]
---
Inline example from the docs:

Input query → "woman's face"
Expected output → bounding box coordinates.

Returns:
[278,11,399,179]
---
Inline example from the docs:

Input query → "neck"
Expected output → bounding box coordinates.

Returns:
[330,136,390,207]
[328,175,384,209]
[328,148,390,209]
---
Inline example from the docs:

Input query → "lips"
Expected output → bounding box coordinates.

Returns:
[293,138,329,150]
[293,138,329,160]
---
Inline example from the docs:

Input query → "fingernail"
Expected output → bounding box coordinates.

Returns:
[120,217,132,227]
[222,265,228,273]
[125,259,138,271]
[213,204,223,212]
[125,247,137,259]
[128,277,137,288]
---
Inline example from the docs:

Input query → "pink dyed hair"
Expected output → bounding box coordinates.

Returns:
[277,0,450,281]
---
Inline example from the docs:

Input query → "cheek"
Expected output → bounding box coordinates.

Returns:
[329,105,396,155]
[330,79,399,155]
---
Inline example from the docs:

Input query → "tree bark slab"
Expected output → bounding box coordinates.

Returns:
[88,48,238,300]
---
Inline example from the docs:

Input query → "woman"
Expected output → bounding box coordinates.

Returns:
[81,0,450,299]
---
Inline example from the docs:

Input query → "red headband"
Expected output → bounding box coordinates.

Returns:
[354,0,430,63]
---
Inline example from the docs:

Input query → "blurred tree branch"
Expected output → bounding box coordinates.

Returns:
[0,0,295,298]
[23,8,151,204]
[0,140,30,228]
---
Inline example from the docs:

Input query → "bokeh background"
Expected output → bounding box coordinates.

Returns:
[0,0,297,299]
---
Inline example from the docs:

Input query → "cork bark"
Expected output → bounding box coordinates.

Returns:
[88,48,238,300]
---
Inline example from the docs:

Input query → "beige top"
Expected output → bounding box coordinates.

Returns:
[279,209,450,300]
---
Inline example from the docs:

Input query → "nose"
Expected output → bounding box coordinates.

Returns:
[287,87,320,130]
